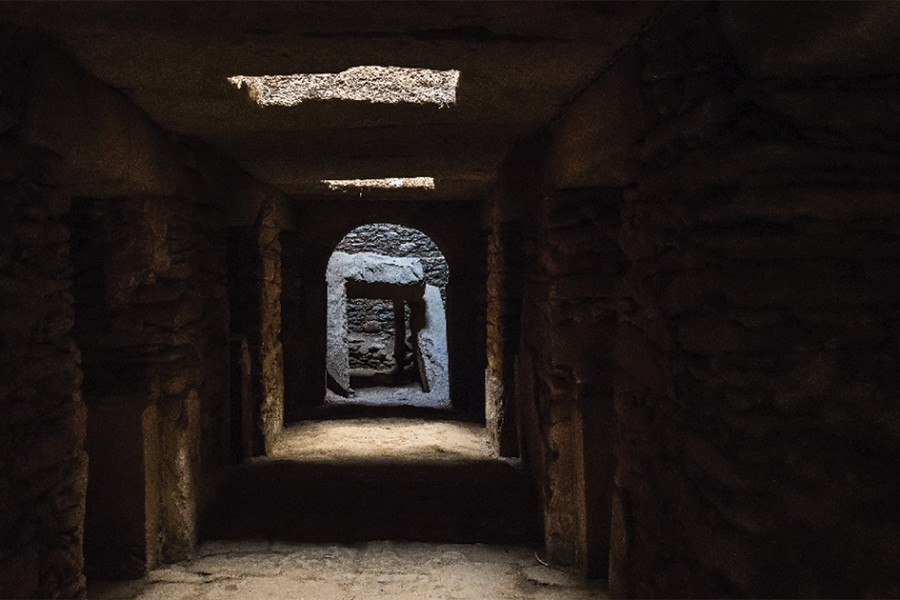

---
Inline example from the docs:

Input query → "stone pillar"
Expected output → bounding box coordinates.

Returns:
[83,402,160,579]
[226,197,284,452]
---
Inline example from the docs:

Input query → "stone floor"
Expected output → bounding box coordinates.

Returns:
[269,414,493,461]
[88,540,608,600]
[325,383,451,409]
[89,413,607,599]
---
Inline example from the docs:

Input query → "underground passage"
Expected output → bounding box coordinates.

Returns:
[2,2,900,599]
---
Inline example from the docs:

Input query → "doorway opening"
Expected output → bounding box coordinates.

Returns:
[325,223,450,409]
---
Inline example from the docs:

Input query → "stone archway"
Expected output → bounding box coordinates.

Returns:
[324,224,450,408]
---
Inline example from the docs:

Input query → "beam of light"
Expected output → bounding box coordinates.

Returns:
[322,177,435,190]
[228,66,459,107]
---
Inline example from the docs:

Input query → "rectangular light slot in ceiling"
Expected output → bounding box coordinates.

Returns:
[323,177,435,190]
[228,66,459,107]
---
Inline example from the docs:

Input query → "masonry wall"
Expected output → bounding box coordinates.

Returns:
[488,140,624,576]
[0,33,263,597]
[490,3,900,597]
[0,38,86,597]
[611,5,900,597]
[227,197,284,454]
[485,193,524,457]
[70,191,230,576]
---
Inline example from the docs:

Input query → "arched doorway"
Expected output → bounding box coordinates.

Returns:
[324,223,450,408]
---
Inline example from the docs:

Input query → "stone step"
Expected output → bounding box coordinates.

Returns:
[202,456,540,545]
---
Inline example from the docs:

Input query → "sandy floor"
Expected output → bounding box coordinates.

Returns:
[89,540,608,600]
[270,417,494,461]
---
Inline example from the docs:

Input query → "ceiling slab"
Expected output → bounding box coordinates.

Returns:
[0,1,662,200]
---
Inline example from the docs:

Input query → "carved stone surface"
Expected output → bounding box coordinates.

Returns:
[326,252,425,395]
[414,285,450,404]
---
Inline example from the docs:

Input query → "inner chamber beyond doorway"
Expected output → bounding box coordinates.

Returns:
[325,223,450,409]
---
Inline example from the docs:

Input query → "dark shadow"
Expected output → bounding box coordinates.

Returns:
[202,457,541,545]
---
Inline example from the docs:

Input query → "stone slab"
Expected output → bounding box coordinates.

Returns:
[326,252,425,395]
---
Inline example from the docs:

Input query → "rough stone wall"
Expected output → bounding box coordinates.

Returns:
[279,233,305,422]
[228,197,283,454]
[610,4,900,597]
[335,223,448,375]
[336,223,448,289]
[346,299,398,373]
[0,71,87,598]
[485,199,521,456]
[507,186,623,574]
[69,191,229,574]
[0,32,238,596]
[286,200,485,419]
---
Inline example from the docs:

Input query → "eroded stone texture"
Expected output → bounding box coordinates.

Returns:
[336,224,449,292]
[335,224,449,382]
[1,32,235,595]
[228,196,285,455]
[413,285,450,404]
[485,178,528,459]
[326,252,425,395]
[611,4,900,597]
[489,117,625,577]
[70,190,230,574]
[0,32,87,599]
[500,185,623,575]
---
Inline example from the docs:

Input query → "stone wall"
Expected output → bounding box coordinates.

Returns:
[69,191,229,576]
[489,179,623,575]
[284,200,485,420]
[345,299,400,374]
[485,199,520,456]
[227,197,284,454]
[0,32,257,597]
[0,44,87,597]
[488,3,900,596]
[610,5,900,597]
[336,223,449,289]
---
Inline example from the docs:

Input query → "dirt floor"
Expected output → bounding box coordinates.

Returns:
[88,412,608,599]
[269,414,494,461]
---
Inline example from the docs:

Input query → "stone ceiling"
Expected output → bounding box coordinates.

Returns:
[0,1,662,200]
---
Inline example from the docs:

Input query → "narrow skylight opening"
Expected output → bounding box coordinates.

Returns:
[228,66,459,107]
[323,177,435,190]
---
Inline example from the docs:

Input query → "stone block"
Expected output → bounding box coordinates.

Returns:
[415,285,450,404]
[326,252,425,394]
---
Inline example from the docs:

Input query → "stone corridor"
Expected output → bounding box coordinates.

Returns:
[2,2,900,599]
